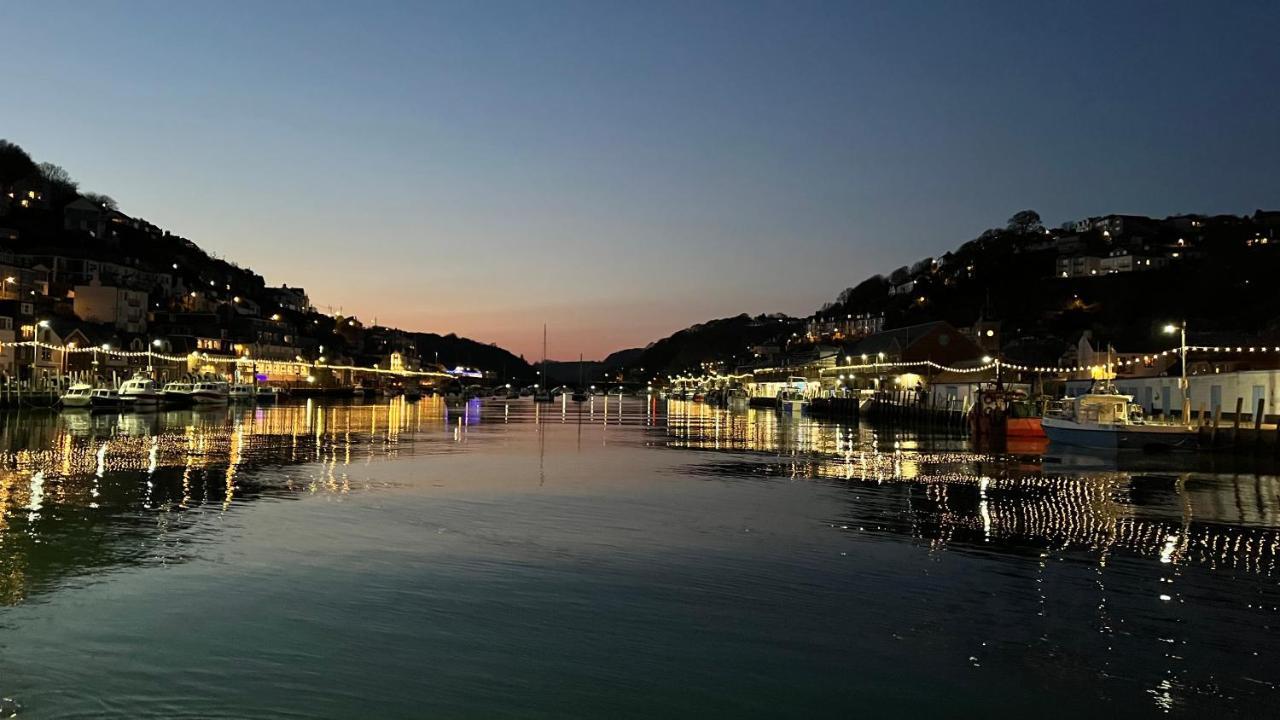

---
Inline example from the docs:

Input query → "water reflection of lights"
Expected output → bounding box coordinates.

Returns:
[662,399,1280,577]
[0,399,451,602]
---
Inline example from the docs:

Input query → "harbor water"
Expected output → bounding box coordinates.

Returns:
[0,397,1275,718]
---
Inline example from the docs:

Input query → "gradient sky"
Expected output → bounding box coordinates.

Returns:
[6,1,1279,359]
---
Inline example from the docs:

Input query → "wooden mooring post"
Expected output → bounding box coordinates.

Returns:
[1231,397,1244,448]
[1255,397,1265,452]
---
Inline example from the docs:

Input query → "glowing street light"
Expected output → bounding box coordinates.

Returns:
[1164,322,1189,420]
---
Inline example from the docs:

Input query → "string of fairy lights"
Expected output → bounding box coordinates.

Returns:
[667,343,1279,385]
[0,340,455,379]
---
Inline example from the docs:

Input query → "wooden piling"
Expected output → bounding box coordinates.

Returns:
[1232,397,1243,449]
[1255,397,1265,452]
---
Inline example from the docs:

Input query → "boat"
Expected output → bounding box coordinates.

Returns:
[969,385,1047,440]
[534,325,554,403]
[119,375,163,408]
[726,387,749,410]
[255,385,285,402]
[163,381,194,405]
[440,382,466,406]
[1006,397,1047,439]
[60,383,94,408]
[776,386,808,414]
[1041,389,1197,450]
[857,388,877,413]
[403,382,423,401]
[383,384,403,397]
[776,377,809,414]
[89,387,122,408]
[570,354,588,402]
[229,384,256,401]
[190,380,229,405]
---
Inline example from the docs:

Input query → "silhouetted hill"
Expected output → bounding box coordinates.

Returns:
[413,333,532,379]
[602,348,643,370]
[814,210,1280,357]
[618,314,803,377]
[0,138,533,379]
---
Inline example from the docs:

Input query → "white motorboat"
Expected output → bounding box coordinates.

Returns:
[163,381,194,404]
[229,383,256,401]
[1041,391,1198,450]
[776,387,808,414]
[60,383,94,408]
[255,385,284,402]
[776,377,809,414]
[190,380,229,405]
[119,375,163,408]
[726,387,749,410]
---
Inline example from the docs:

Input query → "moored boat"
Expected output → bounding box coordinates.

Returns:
[190,380,229,405]
[255,385,285,402]
[229,384,256,401]
[1041,391,1196,450]
[776,387,808,414]
[163,381,194,405]
[89,388,122,408]
[1006,397,1047,439]
[60,383,94,408]
[119,375,163,408]
[776,377,809,414]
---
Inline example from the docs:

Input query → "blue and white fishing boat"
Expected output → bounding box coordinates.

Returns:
[1041,389,1197,450]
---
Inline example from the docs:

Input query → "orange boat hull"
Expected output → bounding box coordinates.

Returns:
[1006,417,1046,438]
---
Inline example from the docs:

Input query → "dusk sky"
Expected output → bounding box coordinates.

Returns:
[6,1,1279,359]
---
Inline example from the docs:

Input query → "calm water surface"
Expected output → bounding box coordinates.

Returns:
[0,397,1275,718]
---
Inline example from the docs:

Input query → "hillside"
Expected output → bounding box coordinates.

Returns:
[0,139,533,378]
[614,314,804,378]
[619,209,1280,377]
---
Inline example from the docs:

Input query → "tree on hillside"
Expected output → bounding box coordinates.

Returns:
[38,162,79,204]
[38,162,75,188]
[81,192,118,210]
[1007,209,1043,234]
[835,274,889,310]
[0,139,37,185]
[910,257,933,277]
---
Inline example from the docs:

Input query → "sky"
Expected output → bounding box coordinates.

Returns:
[5,1,1279,359]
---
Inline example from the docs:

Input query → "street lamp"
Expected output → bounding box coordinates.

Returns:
[33,320,52,384]
[1164,322,1189,421]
